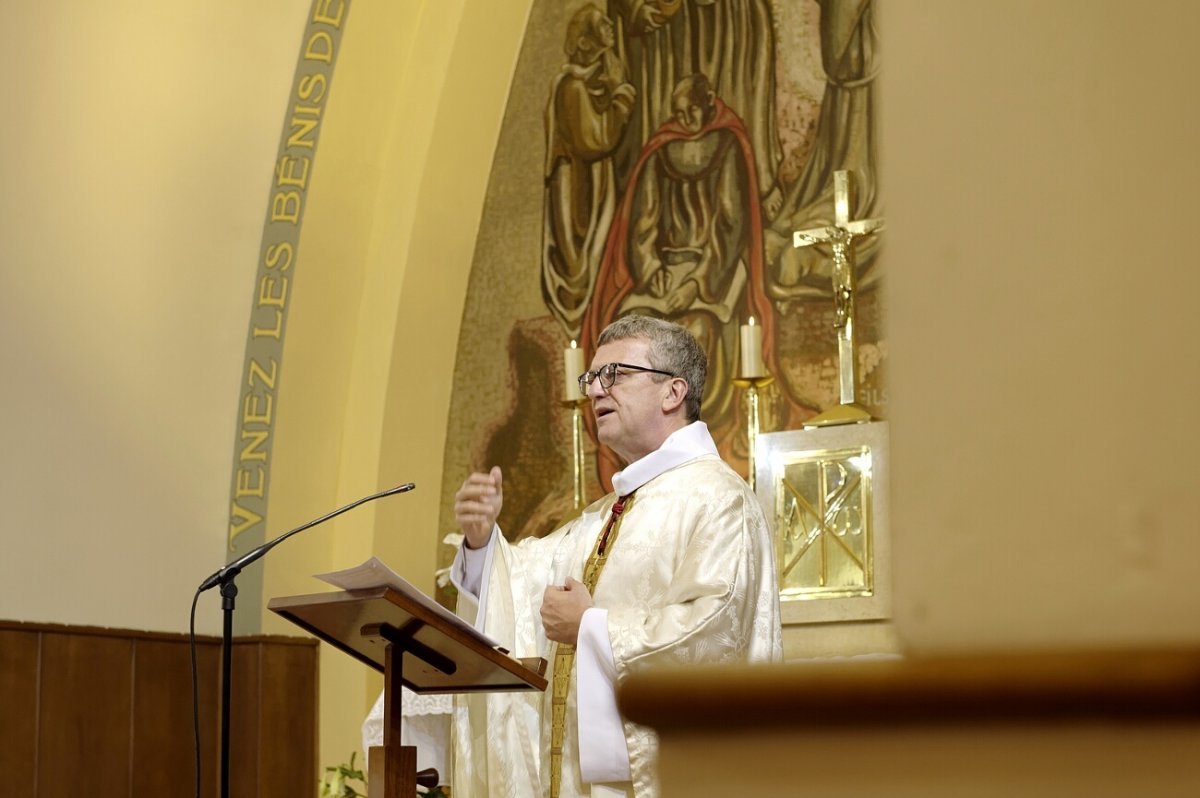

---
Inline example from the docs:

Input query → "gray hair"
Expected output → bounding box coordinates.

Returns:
[597,315,707,421]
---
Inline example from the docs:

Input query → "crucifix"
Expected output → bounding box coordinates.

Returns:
[793,169,885,427]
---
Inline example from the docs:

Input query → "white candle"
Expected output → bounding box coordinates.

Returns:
[563,340,586,400]
[739,317,765,379]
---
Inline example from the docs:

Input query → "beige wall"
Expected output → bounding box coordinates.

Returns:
[882,0,1200,652]
[0,0,311,632]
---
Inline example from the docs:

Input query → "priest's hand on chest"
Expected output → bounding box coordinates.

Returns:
[541,577,594,645]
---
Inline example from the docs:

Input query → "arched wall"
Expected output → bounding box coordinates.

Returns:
[255,0,535,770]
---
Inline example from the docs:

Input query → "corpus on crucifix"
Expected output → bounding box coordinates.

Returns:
[792,170,885,427]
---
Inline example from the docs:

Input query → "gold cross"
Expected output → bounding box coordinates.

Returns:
[792,170,885,426]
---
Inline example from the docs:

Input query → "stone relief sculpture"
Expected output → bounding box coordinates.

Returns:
[542,4,636,341]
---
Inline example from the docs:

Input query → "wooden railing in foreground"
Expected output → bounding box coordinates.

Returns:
[618,648,1200,797]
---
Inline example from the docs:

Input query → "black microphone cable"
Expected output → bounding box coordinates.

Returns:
[190,586,203,798]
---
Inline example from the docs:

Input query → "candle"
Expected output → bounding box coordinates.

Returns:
[739,317,765,379]
[563,340,586,400]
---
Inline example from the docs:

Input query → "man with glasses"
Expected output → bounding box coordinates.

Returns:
[450,315,781,798]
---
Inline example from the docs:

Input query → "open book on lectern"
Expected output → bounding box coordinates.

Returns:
[315,556,501,648]
[268,556,547,694]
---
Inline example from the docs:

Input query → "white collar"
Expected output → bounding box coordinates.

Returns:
[611,421,718,496]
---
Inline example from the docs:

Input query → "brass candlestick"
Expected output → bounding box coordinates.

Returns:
[731,375,774,491]
[562,398,588,509]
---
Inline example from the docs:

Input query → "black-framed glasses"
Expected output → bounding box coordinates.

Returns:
[578,362,675,396]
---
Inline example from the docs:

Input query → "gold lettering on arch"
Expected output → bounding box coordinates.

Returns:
[226,0,350,569]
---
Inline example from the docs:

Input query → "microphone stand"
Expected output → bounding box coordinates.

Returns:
[197,483,416,798]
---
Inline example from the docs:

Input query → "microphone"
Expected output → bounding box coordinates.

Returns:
[198,482,416,593]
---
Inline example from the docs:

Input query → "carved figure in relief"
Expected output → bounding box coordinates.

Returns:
[542,4,636,341]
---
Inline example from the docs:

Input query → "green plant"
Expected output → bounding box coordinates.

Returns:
[319,752,366,798]
[318,752,451,797]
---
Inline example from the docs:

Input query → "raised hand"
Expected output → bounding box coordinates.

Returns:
[454,466,503,549]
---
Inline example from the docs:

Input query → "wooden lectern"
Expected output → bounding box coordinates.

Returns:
[269,586,547,797]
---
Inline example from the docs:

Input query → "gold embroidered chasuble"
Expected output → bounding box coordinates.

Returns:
[550,489,633,798]
[452,454,782,798]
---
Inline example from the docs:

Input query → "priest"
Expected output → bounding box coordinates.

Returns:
[450,315,782,797]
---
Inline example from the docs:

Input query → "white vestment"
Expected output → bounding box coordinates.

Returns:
[450,422,782,798]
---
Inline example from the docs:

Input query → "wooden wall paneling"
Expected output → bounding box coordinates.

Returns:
[229,639,263,798]
[257,639,319,797]
[0,629,39,790]
[131,637,221,797]
[37,632,133,798]
[0,622,317,798]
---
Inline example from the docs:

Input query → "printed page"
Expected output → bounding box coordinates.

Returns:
[315,556,500,647]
